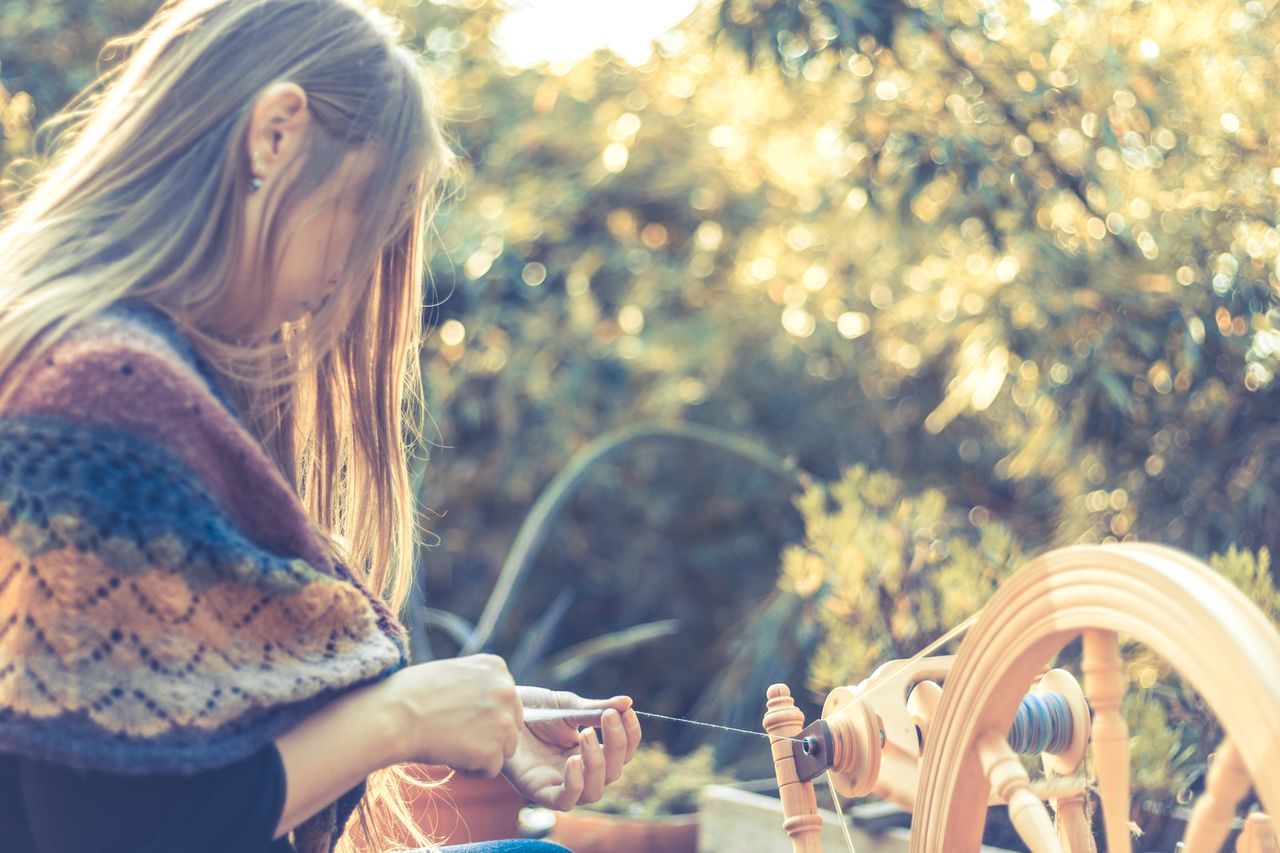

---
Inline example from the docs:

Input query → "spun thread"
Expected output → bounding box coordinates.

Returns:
[633,709,805,743]
[1008,691,1073,755]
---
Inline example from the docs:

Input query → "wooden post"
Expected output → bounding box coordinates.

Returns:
[1082,629,1132,853]
[1183,740,1253,852]
[764,684,824,853]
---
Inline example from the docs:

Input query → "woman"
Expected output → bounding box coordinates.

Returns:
[0,0,641,851]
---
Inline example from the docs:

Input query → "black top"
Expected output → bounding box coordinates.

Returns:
[0,739,293,852]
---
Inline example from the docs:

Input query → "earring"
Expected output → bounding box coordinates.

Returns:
[249,150,264,192]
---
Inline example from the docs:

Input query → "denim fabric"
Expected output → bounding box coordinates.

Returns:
[437,843,570,852]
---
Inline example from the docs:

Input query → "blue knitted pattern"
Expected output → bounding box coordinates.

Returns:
[0,303,411,852]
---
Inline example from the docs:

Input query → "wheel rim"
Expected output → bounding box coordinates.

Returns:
[911,543,1280,852]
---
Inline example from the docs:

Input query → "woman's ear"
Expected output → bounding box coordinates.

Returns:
[245,81,310,185]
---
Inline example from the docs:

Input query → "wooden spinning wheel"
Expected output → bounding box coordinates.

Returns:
[764,542,1280,852]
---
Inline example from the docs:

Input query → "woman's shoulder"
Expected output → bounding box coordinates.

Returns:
[98,298,242,416]
[0,300,300,556]
[1,298,244,435]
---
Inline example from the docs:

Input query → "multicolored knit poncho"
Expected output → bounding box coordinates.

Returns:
[0,299,412,852]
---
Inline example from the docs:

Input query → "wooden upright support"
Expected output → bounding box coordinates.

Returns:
[1082,629,1132,853]
[1183,740,1253,852]
[764,684,824,853]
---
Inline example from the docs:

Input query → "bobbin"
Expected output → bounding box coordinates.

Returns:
[764,541,1280,853]
[791,671,1088,795]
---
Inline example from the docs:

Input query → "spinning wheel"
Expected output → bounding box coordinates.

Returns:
[764,543,1280,852]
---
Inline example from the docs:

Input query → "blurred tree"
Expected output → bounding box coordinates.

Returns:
[706,0,1280,558]
[0,0,155,202]
[782,461,1278,845]
[6,0,1280,839]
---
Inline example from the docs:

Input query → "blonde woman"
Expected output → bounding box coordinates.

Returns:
[0,1,641,851]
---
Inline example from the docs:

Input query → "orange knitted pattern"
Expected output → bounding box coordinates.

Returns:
[0,301,410,852]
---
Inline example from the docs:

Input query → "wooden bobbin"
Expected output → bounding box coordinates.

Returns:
[768,543,1280,852]
[910,543,1280,853]
[763,684,823,853]
[821,684,884,799]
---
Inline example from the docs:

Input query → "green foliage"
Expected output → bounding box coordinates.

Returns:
[1211,545,1280,622]
[784,464,1024,690]
[583,743,734,817]
[0,0,155,203]
[9,0,1280,836]
[1122,547,1280,813]
[790,464,1276,835]
[701,0,1280,559]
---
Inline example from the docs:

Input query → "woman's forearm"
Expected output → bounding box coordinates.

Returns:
[271,678,404,840]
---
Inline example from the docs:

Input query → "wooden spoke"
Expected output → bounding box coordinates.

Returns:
[1182,739,1252,852]
[1082,629,1132,853]
[976,729,1061,853]
[792,543,1280,853]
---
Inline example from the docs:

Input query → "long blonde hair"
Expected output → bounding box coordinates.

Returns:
[0,0,455,849]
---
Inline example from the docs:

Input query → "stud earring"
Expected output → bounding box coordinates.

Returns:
[249,151,264,192]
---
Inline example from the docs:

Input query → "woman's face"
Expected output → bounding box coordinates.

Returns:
[270,149,373,330]
[214,83,374,340]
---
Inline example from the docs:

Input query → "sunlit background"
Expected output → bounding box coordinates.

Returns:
[492,0,700,66]
[4,0,1280,847]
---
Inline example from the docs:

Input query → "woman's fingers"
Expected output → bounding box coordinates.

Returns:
[542,754,585,811]
[620,707,642,763]
[601,709,628,785]
[578,727,606,804]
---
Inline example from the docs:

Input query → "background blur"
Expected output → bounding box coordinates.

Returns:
[5,0,1280,842]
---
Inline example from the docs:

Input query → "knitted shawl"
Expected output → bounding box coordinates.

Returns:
[0,299,412,852]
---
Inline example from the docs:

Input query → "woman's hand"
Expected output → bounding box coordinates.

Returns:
[382,654,522,777]
[502,686,643,811]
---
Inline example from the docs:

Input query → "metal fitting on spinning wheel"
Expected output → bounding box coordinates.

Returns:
[790,667,1090,800]
[765,543,1280,853]
[793,684,884,798]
